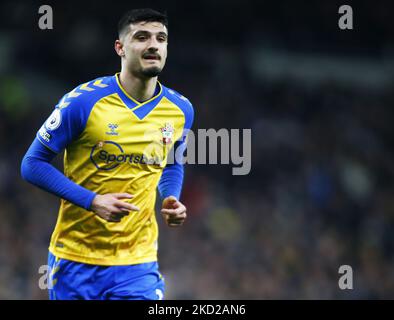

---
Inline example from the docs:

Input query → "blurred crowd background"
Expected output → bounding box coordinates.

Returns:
[0,0,394,299]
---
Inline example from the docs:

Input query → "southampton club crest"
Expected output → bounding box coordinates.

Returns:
[160,123,174,145]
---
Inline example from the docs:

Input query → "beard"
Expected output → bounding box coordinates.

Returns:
[140,66,162,78]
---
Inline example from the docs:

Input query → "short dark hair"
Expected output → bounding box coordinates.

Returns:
[118,8,168,38]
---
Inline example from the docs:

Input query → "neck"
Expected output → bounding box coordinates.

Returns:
[118,68,158,102]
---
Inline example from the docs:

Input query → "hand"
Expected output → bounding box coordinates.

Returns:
[91,193,139,222]
[161,196,187,227]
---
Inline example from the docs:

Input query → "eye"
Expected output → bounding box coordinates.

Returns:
[136,35,147,41]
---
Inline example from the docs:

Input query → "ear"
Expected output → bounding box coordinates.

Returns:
[114,40,125,57]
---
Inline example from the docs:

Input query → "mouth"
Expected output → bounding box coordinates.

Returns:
[142,54,161,61]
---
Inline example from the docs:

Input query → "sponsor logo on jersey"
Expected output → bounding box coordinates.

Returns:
[90,141,163,170]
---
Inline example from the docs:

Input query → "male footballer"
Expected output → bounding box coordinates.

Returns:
[21,8,194,300]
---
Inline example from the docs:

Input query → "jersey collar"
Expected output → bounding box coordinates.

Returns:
[112,73,164,120]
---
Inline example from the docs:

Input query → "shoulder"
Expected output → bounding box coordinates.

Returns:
[56,75,115,112]
[161,84,194,124]
[162,84,193,108]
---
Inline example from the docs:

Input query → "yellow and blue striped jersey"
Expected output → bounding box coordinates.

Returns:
[36,73,194,266]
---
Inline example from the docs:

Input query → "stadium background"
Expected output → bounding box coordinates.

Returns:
[0,0,393,299]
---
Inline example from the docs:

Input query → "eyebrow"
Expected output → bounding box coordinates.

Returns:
[132,30,168,37]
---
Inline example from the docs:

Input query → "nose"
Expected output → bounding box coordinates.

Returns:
[147,37,159,51]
